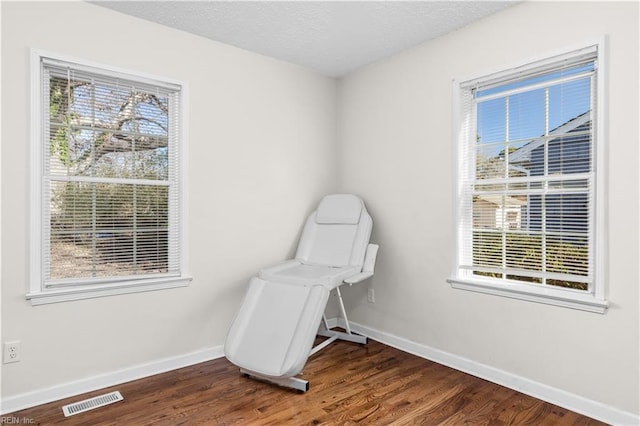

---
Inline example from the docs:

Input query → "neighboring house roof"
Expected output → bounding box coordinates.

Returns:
[509,111,591,164]
[477,195,527,207]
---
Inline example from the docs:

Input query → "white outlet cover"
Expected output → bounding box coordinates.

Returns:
[3,341,21,364]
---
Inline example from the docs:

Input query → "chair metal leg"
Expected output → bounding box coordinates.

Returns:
[316,328,367,344]
[309,333,338,356]
[321,314,331,331]
[313,286,368,350]
[335,287,352,335]
[240,368,309,392]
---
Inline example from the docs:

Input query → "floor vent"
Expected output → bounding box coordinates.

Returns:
[62,391,123,417]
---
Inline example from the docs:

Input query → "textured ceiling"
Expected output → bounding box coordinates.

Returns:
[92,1,517,77]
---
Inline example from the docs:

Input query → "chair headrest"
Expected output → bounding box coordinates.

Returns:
[316,194,363,225]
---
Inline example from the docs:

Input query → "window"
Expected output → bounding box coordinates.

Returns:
[29,50,190,305]
[449,43,607,313]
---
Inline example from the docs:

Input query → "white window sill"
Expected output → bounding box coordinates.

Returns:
[447,277,608,314]
[26,276,193,305]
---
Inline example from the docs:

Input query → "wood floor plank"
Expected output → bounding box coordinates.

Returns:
[6,339,607,425]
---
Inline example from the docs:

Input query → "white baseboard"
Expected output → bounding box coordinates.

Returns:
[1,345,225,415]
[334,318,638,426]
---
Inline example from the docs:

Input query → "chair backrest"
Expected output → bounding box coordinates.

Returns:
[295,194,373,268]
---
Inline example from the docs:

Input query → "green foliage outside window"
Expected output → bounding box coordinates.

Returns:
[473,231,588,290]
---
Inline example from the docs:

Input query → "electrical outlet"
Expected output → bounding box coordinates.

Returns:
[4,341,21,364]
[367,288,375,303]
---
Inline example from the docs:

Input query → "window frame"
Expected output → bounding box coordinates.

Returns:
[28,49,191,305]
[448,40,608,314]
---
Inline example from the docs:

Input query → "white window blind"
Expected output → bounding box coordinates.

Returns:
[39,56,183,289]
[451,44,606,311]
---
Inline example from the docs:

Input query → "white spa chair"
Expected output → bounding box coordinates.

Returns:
[224,194,378,392]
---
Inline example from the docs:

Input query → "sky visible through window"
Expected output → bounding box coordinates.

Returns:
[475,63,593,157]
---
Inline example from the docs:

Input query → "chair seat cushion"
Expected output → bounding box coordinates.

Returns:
[259,261,361,289]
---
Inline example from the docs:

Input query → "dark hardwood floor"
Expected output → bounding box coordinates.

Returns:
[7,338,606,425]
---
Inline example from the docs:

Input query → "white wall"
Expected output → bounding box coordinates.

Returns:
[339,0,638,417]
[1,1,337,402]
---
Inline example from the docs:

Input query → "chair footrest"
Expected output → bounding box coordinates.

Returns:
[225,277,329,378]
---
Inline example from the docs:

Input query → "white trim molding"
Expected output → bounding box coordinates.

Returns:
[29,48,191,305]
[26,276,193,305]
[450,38,609,313]
[334,318,638,426]
[0,346,224,415]
[447,277,608,314]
